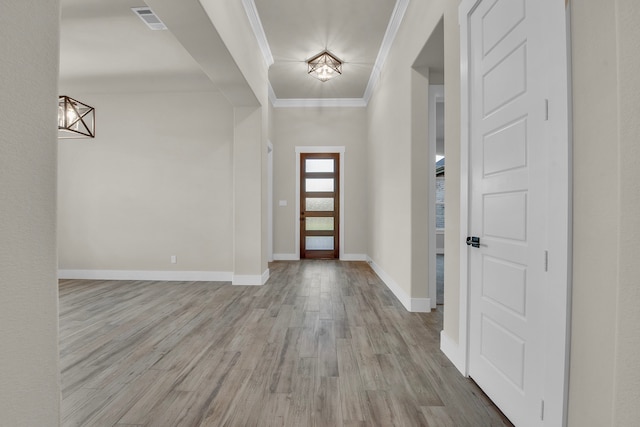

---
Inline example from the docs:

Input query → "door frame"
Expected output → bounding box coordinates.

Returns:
[295,146,346,260]
[429,85,445,310]
[267,141,274,262]
[457,0,572,425]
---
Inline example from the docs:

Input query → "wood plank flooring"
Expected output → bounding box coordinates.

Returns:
[59,260,513,427]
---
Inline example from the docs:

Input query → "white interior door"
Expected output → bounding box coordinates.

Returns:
[467,0,549,425]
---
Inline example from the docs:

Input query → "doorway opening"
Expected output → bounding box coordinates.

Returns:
[431,86,445,306]
[414,16,445,310]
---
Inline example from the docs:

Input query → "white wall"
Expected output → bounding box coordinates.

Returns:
[569,2,617,424]
[199,0,269,108]
[442,3,462,339]
[57,90,235,275]
[200,0,271,278]
[410,69,430,300]
[613,1,640,423]
[570,0,640,425]
[272,107,368,258]
[0,1,61,424]
[367,0,458,308]
[233,107,266,280]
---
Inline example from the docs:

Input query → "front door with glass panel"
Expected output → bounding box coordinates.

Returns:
[300,153,339,259]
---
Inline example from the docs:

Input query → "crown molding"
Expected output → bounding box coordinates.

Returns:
[363,0,410,103]
[242,0,274,67]
[272,98,367,108]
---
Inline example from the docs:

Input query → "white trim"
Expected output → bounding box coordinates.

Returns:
[273,98,367,108]
[241,0,274,67]
[274,253,373,262]
[273,253,299,261]
[436,230,445,254]
[428,85,445,310]
[295,146,347,154]
[58,269,233,282]
[341,254,368,262]
[409,298,431,313]
[267,141,274,262]
[457,0,475,378]
[232,269,269,286]
[295,146,346,260]
[367,257,431,313]
[363,0,410,103]
[268,83,278,106]
[542,2,573,425]
[440,330,466,374]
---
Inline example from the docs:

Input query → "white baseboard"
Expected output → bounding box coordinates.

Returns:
[366,257,431,313]
[59,268,272,286]
[410,298,432,312]
[341,253,368,261]
[58,269,233,282]
[273,253,299,261]
[440,330,466,375]
[274,253,368,262]
[232,268,269,286]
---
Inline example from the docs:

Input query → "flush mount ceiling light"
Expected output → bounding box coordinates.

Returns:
[307,51,342,82]
[58,95,95,139]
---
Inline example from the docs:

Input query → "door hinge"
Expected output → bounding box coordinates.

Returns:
[541,399,545,420]
[544,250,549,272]
[544,99,549,121]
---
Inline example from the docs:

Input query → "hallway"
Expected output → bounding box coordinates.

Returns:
[60,261,512,426]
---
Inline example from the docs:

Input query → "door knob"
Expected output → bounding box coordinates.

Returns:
[466,236,480,248]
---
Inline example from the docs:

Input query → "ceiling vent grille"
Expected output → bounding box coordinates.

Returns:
[132,7,167,30]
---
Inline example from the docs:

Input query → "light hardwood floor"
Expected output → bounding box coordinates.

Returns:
[59,260,513,427]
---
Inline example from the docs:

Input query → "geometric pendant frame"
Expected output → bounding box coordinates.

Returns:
[58,95,95,139]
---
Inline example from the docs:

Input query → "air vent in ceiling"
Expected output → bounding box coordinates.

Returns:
[132,7,167,30]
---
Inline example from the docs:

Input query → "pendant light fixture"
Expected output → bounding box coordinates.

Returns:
[58,95,95,139]
[307,51,342,82]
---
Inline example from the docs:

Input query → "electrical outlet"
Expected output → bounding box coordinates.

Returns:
[170,255,177,264]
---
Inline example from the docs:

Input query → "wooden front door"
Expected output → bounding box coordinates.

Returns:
[300,153,339,259]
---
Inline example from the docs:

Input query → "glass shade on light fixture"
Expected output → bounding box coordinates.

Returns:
[58,95,95,139]
[307,51,342,82]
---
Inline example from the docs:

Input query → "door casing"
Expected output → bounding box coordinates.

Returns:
[267,141,273,262]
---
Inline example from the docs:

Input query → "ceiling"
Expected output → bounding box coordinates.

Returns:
[254,0,396,100]
[59,0,443,103]
[59,0,215,93]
